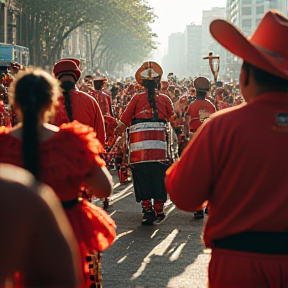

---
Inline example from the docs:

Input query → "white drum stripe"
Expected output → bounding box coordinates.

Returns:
[130,140,166,152]
[130,127,165,133]
[130,122,166,132]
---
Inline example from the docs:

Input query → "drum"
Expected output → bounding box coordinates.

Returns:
[129,122,168,164]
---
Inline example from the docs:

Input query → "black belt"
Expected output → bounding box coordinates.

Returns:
[131,118,167,125]
[61,198,80,209]
[211,231,288,254]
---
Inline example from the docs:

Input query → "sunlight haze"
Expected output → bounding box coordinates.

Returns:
[147,0,227,56]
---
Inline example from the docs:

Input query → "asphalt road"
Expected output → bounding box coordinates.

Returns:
[101,174,211,288]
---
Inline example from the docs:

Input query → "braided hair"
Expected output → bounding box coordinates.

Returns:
[143,76,161,120]
[60,79,75,122]
[10,69,59,179]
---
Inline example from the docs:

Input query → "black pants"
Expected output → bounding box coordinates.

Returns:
[130,162,169,203]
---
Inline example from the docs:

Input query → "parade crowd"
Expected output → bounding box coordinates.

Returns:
[0,9,288,288]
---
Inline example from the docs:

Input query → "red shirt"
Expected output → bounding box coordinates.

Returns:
[120,91,174,126]
[94,91,113,116]
[186,99,216,131]
[52,90,105,145]
[166,92,288,247]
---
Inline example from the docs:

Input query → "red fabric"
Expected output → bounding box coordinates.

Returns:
[130,130,165,142]
[166,92,288,247]
[0,122,115,269]
[209,248,288,288]
[130,149,166,163]
[93,91,113,116]
[52,90,106,145]
[186,99,216,131]
[120,91,174,126]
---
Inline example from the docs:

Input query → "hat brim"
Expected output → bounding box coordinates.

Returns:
[210,19,288,80]
[57,70,81,81]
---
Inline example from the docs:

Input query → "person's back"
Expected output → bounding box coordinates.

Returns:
[0,164,82,288]
[166,10,288,288]
[187,98,216,131]
[52,59,106,145]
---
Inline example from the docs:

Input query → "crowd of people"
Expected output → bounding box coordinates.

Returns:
[0,8,288,288]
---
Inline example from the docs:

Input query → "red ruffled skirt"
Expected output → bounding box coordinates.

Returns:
[65,199,116,254]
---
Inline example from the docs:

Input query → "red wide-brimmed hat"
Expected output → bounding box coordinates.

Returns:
[53,59,81,81]
[210,10,288,80]
[135,61,163,85]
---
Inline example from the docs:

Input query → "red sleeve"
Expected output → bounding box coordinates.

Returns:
[92,101,106,146]
[120,94,139,127]
[165,95,174,118]
[165,119,214,212]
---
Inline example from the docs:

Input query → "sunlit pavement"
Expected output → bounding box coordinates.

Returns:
[101,172,210,288]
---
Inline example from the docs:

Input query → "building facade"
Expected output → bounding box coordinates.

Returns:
[184,23,202,77]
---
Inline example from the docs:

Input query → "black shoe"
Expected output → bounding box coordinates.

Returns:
[154,213,166,224]
[142,209,156,225]
[194,210,204,219]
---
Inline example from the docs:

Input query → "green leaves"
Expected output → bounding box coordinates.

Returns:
[16,0,157,72]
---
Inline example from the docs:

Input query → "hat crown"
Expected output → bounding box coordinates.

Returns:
[135,61,163,85]
[194,76,210,92]
[251,11,288,59]
[53,59,81,80]
[210,10,288,80]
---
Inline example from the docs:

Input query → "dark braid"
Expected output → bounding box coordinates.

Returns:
[143,79,158,120]
[12,69,57,179]
[60,80,74,122]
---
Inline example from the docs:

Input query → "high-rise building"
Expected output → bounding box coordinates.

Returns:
[162,32,185,79]
[184,23,202,77]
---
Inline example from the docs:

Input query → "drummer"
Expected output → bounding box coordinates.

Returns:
[114,61,176,224]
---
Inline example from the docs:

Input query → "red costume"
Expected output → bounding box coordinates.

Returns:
[166,92,288,287]
[186,99,216,132]
[94,90,113,116]
[52,90,106,145]
[120,91,174,126]
[0,122,116,284]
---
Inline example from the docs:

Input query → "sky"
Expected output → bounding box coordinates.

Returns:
[146,0,227,56]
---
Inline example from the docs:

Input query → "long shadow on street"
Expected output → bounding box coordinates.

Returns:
[102,191,210,288]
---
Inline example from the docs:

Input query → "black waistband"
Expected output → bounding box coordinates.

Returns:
[61,198,80,209]
[211,231,288,254]
[131,118,167,125]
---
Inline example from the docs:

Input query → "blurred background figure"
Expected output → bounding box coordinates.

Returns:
[0,163,82,288]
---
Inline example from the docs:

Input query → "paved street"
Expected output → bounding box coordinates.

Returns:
[101,173,211,288]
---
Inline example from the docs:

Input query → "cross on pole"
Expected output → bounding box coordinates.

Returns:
[203,52,220,83]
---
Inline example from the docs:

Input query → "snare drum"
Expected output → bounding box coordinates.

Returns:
[129,122,167,164]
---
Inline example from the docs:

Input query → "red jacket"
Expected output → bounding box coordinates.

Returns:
[186,99,216,131]
[52,90,105,145]
[166,92,288,247]
[120,91,174,126]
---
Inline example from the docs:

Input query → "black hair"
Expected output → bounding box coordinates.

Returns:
[196,90,207,100]
[60,80,74,122]
[242,61,288,90]
[142,79,158,120]
[12,69,58,179]
[94,80,104,91]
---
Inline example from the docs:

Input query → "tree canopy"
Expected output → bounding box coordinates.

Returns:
[15,0,157,74]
